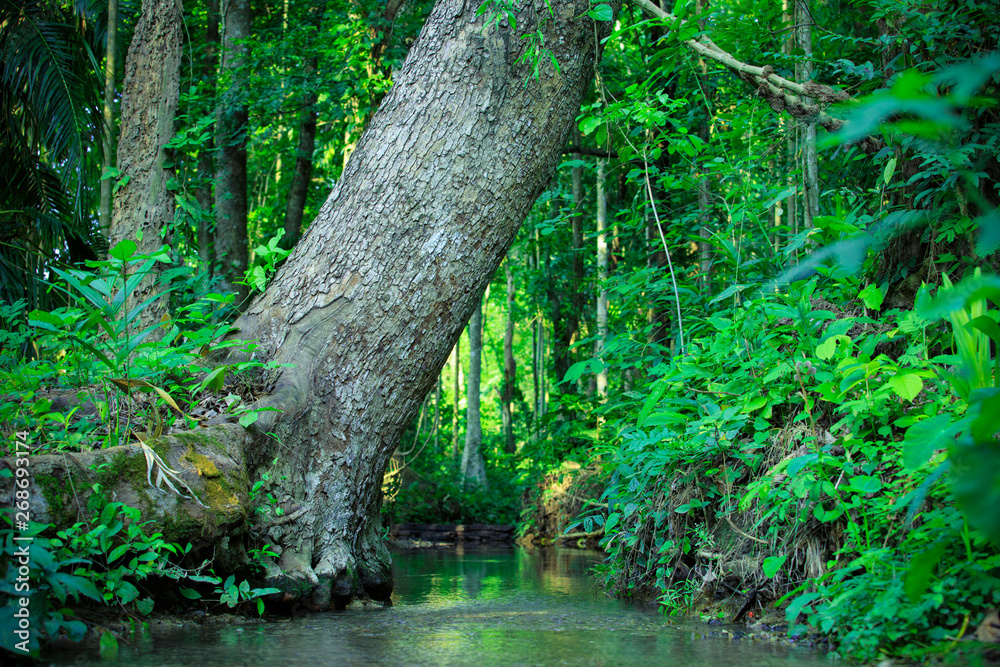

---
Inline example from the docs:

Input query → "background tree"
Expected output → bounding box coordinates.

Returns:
[108,0,183,333]
[98,0,118,238]
[214,0,250,308]
[460,298,487,488]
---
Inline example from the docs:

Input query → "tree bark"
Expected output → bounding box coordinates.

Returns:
[231,0,614,608]
[461,298,487,488]
[214,0,250,310]
[108,0,183,333]
[501,256,516,454]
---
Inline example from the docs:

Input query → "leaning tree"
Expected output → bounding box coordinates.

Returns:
[230,0,616,608]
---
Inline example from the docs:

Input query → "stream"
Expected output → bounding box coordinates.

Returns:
[53,547,830,665]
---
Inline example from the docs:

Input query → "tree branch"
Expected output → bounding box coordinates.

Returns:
[632,0,882,153]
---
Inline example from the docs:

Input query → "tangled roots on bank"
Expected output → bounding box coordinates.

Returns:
[518,461,607,548]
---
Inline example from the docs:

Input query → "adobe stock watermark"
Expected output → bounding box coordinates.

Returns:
[9,430,34,654]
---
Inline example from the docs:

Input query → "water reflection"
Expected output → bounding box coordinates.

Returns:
[51,547,828,666]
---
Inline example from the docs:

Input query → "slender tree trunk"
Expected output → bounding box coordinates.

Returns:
[282,56,319,249]
[196,0,219,283]
[795,0,819,230]
[434,372,441,454]
[501,256,516,454]
[531,296,540,426]
[215,0,250,309]
[595,158,608,398]
[452,338,462,457]
[694,0,713,286]
[534,228,548,416]
[785,0,799,241]
[461,299,487,488]
[108,0,183,333]
[99,0,118,239]
[697,177,712,283]
[548,131,586,387]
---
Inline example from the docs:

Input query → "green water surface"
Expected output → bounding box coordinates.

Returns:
[53,547,831,666]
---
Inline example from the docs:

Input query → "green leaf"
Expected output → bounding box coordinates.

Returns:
[179,586,201,600]
[847,475,882,494]
[109,240,137,261]
[816,334,851,360]
[762,555,787,578]
[578,115,601,136]
[709,283,751,305]
[888,373,923,401]
[859,284,884,310]
[882,157,897,185]
[116,581,140,604]
[562,359,592,385]
[969,315,1000,345]
[950,411,1000,545]
[201,367,227,393]
[762,185,797,210]
[785,591,820,623]
[976,209,1000,255]
[54,573,102,602]
[107,544,129,563]
[99,503,118,526]
[238,410,260,427]
[905,543,945,603]
[637,378,669,426]
[916,273,1000,320]
[594,124,607,148]
[588,4,613,21]
[902,414,961,471]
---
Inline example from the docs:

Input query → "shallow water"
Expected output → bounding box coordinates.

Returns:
[52,547,829,666]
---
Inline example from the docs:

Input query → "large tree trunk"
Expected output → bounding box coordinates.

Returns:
[233,0,613,609]
[108,0,183,332]
[460,298,487,488]
[214,0,250,309]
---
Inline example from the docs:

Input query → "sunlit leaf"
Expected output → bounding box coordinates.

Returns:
[588,4,613,21]
[888,373,923,401]
[762,555,786,578]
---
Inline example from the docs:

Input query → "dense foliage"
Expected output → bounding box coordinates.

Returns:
[1,0,998,662]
